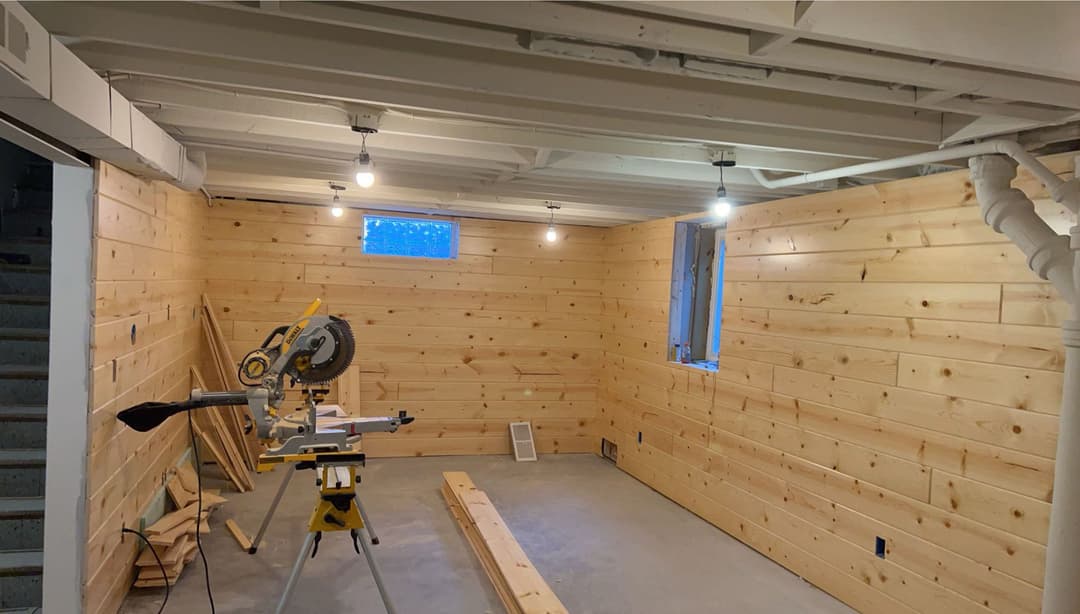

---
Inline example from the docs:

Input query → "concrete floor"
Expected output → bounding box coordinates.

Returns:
[121,454,855,614]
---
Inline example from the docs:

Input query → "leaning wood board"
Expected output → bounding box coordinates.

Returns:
[442,472,568,614]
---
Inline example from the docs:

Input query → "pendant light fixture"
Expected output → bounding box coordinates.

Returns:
[712,152,736,217]
[352,126,377,188]
[545,203,561,242]
[329,182,346,218]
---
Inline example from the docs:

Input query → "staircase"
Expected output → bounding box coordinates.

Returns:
[0,153,51,612]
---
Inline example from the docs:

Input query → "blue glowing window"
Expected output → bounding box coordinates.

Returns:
[361,215,458,259]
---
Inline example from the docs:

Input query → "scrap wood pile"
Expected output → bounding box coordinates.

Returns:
[441,471,569,614]
[134,463,226,588]
[190,294,262,492]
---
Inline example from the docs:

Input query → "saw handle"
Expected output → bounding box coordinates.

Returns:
[117,391,249,432]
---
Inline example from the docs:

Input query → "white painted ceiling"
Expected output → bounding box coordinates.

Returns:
[26,1,1080,226]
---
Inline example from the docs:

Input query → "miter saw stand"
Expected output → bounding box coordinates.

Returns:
[246,387,413,614]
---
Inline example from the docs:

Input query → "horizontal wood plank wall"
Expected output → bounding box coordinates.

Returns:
[596,152,1077,614]
[84,163,209,614]
[202,200,602,457]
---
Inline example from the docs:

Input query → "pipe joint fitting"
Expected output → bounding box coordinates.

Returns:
[1053,178,1080,212]
[1070,226,1080,251]
[979,187,1036,233]
[1061,320,1080,348]
[1027,235,1072,281]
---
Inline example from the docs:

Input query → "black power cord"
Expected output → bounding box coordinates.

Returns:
[121,527,169,614]
[188,409,217,614]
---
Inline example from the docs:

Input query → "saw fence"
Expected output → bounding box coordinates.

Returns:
[192,294,261,492]
[441,472,568,614]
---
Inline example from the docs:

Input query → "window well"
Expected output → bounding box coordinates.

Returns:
[361,215,458,259]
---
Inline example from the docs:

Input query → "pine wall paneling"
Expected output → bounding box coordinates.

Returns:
[83,163,210,614]
[201,200,603,457]
[596,152,1077,614]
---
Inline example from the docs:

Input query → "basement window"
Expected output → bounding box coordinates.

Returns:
[668,219,725,370]
[361,215,459,259]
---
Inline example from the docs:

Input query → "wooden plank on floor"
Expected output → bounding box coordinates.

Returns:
[442,471,568,614]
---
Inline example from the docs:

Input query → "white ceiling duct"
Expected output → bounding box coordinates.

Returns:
[0,1,204,189]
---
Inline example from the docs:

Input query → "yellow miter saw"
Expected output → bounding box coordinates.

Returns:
[117,298,413,456]
[118,299,412,614]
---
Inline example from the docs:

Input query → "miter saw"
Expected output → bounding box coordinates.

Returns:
[118,299,412,614]
[117,298,413,457]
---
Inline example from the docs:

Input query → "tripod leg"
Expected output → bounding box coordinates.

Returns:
[250,464,297,554]
[356,526,397,614]
[354,494,380,545]
[275,531,317,614]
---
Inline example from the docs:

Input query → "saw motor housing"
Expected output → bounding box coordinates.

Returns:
[239,301,355,438]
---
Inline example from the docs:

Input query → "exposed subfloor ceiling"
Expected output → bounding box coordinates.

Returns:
[27,0,1080,225]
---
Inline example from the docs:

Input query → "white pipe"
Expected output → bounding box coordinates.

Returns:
[1045,266,1080,614]
[969,155,1075,302]
[945,154,1080,614]
[750,139,1079,213]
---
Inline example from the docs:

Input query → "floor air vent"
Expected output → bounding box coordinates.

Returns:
[509,421,537,462]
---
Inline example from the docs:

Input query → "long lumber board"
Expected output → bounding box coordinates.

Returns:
[442,472,568,614]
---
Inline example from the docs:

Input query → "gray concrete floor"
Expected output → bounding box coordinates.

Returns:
[121,454,855,614]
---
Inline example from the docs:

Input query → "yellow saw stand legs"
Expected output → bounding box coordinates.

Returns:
[268,461,396,614]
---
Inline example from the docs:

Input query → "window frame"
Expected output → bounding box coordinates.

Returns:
[360,213,460,260]
[668,216,726,370]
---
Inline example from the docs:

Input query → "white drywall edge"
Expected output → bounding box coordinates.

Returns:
[42,164,94,614]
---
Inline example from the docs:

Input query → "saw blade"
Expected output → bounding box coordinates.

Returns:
[294,316,355,384]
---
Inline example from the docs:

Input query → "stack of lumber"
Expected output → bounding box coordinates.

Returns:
[441,472,569,614]
[133,464,226,588]
[192,293,263,491]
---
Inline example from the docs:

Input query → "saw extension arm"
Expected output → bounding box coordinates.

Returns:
[117,391,250,432]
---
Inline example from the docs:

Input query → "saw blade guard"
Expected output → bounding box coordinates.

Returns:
[278,315,355,385]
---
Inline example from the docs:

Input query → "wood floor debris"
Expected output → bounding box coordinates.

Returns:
[133,463,226,588]
[441,471,568,614]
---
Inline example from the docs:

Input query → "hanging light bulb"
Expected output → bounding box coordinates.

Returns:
[545,203,561,242]
[329,183,346,219]
[354,151,375,188]
[352,127,376,188]
[713,186,732,217]
[711,151,735,218]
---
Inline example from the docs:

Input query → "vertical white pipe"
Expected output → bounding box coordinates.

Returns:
[969,155,1080,612]
[1044,260,1080,614]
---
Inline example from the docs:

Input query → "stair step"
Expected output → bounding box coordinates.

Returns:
[0,574,41,609]
[0,467,43,499]
[0,297,46,307]
[0,240,50,268]
[0,266,46,275]
[0,268,49,298]
[0,551,41,576]
[0,297,48,330]
[0,367,46,380]
[0,407,45,421]
[0,500,42,520]
[0,422,45,450]
[0,452,44,469]
[0,331,45,343]
[0,379,47,406]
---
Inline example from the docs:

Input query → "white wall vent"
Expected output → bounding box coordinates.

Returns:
[509,421,537,462]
